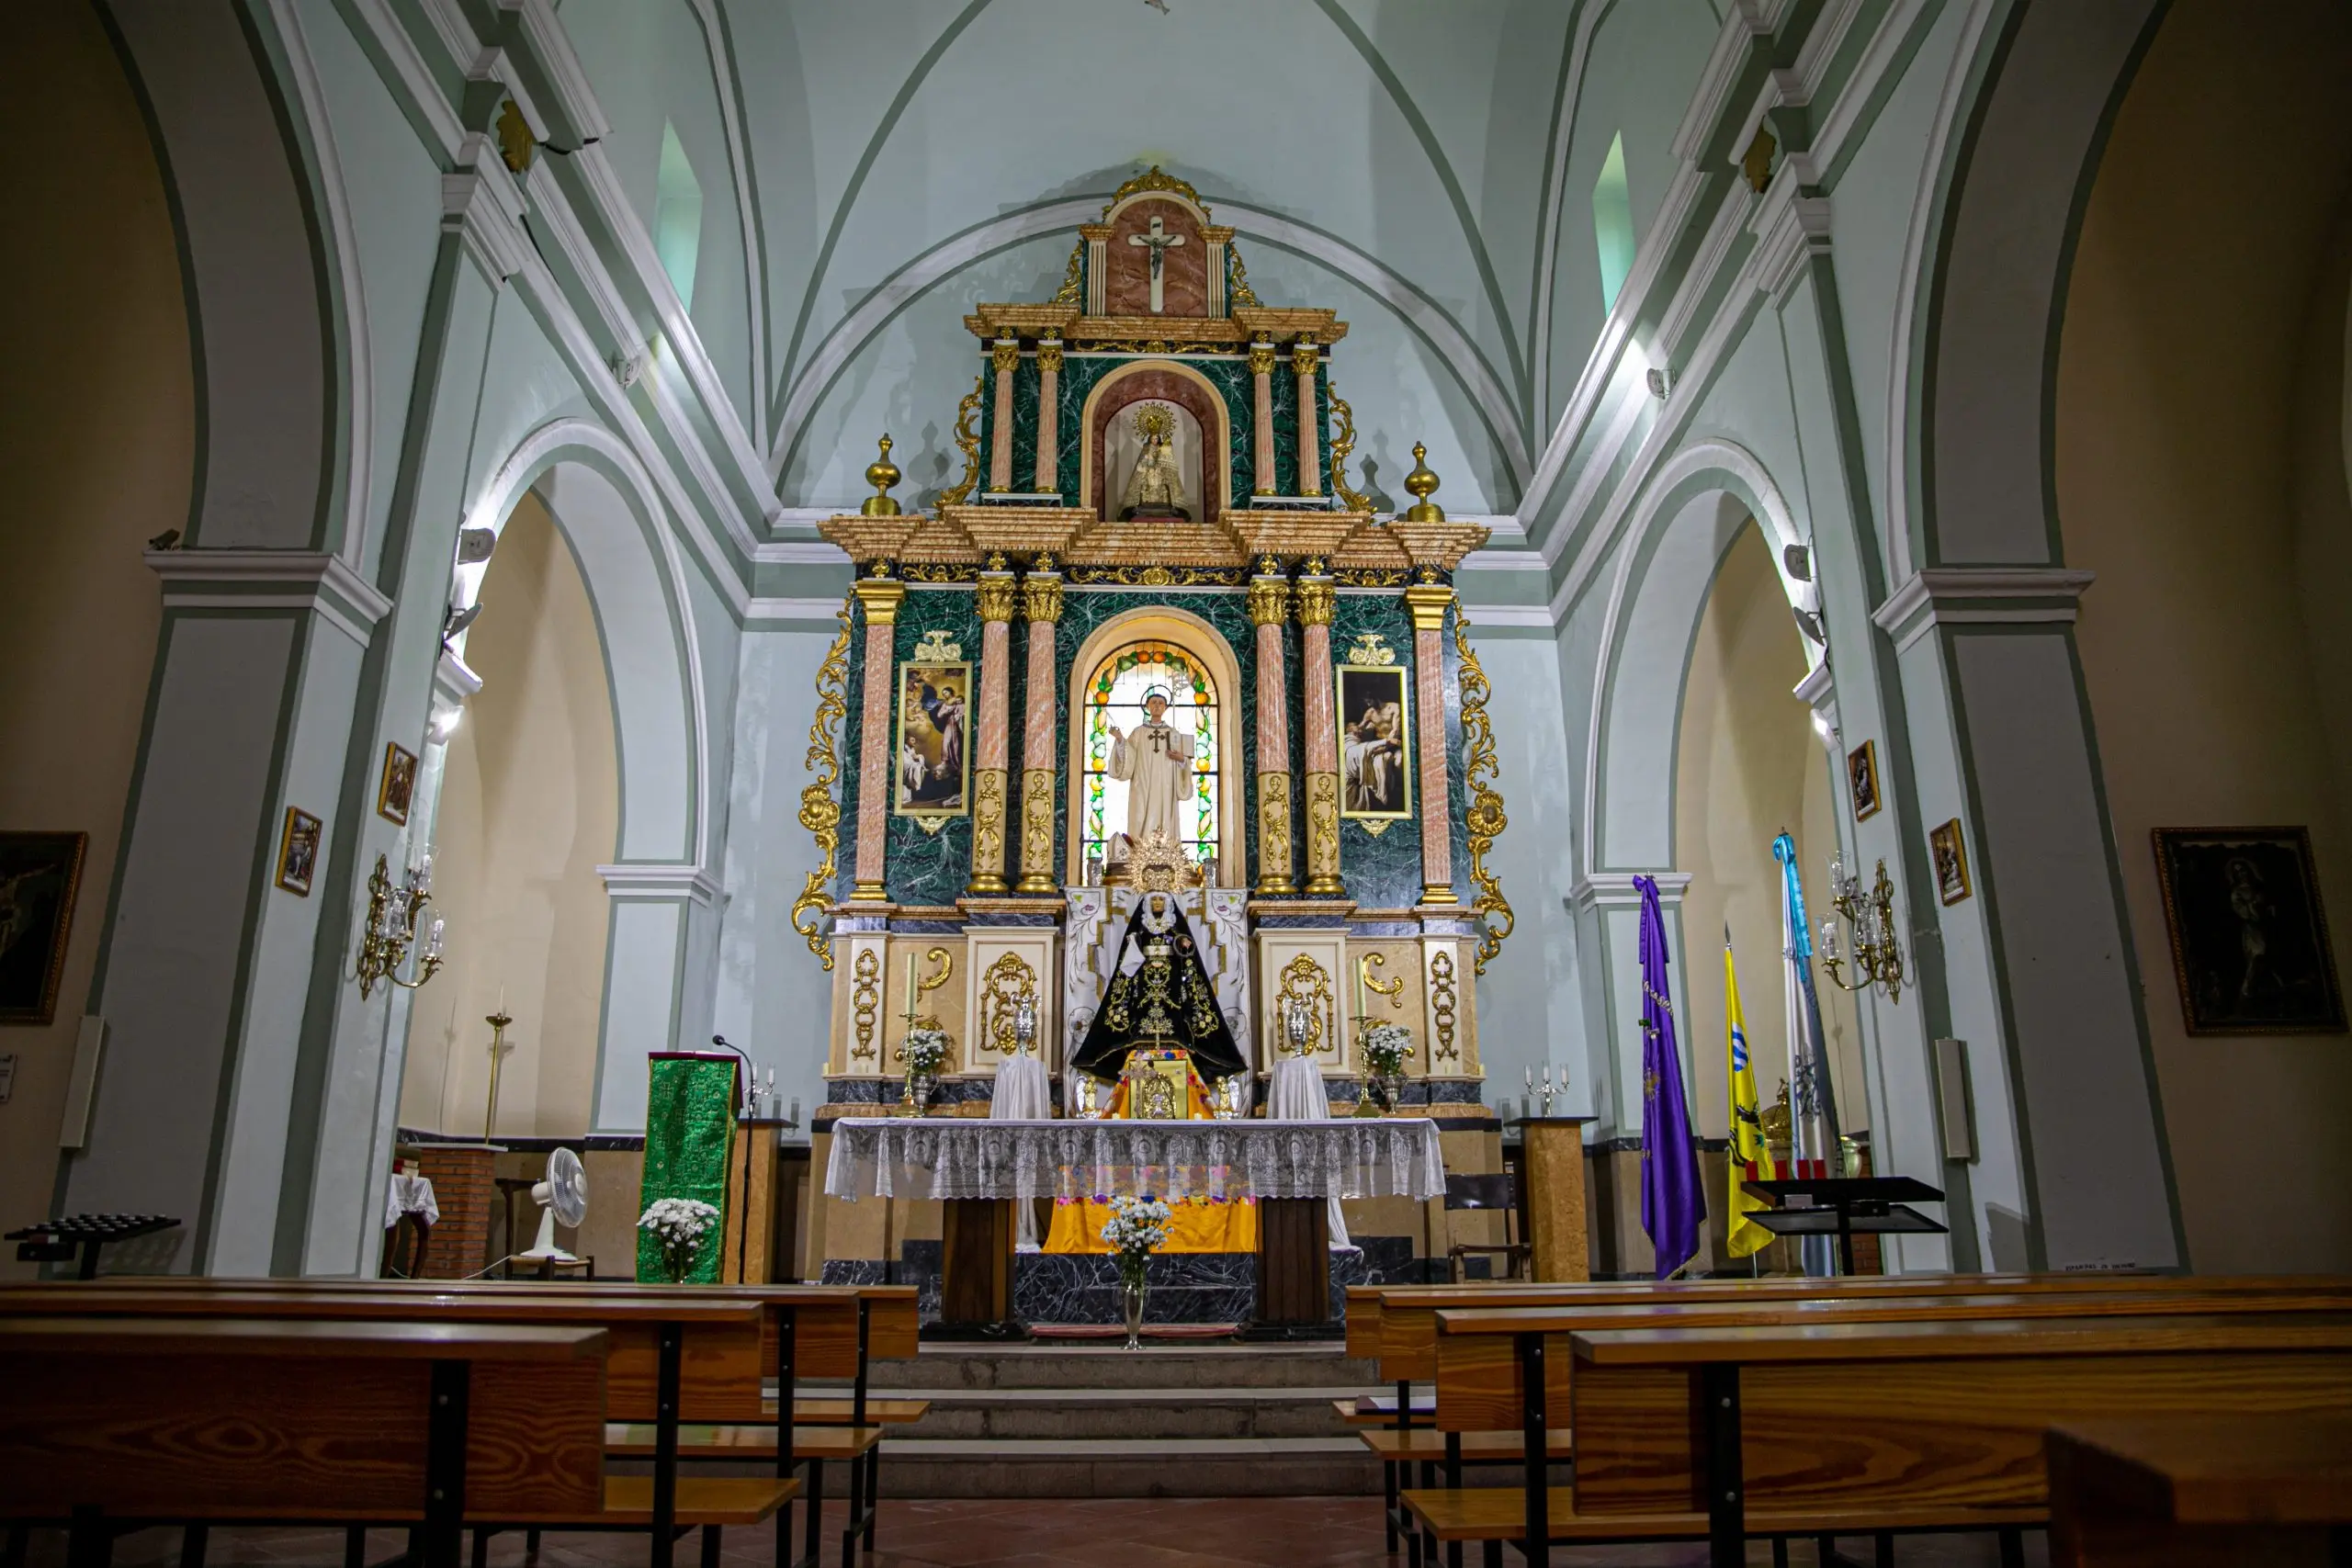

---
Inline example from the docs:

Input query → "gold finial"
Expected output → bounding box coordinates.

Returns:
[861,434,901,516]
[495,100,536,174]
[1401,442,1444,523]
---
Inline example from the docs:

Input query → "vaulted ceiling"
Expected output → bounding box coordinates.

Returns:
[552,0,1723,513]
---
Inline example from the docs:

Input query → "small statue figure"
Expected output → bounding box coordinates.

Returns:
[1118,404,1191,520]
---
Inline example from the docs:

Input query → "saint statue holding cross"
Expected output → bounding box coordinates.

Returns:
[1107,687,1195,853]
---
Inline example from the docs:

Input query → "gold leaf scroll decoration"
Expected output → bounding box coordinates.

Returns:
[1326,379,1373,513]
[1429,949,1459,1061]
[934,370,987,508]
[790,592,854,968]
[980,952,1040,1055]
[1276,953,1333,1055]
[851,947,881,1059]
[1452,597,1513,975]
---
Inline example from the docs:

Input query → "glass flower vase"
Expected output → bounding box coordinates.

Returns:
[1122,1280,1146,1349]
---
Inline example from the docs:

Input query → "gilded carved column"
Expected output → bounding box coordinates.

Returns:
[1249,561,1294,896]
[968,561,1017,895]
[1295,560,1341,895]
[850,572,906,901]
[1291,337,1322,498]
[1017,561,1063,894]
[1404,581,1456,905]
[988,337,1019,494]
[1033,335,1062,495]
[1248,340,1276,499]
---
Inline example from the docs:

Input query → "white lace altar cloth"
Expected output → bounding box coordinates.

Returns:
[823,1117,1445,1204]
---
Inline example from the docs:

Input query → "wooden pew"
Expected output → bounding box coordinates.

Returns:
[0,1316,608,1568]
[1569,1312,2352,1568]
[1416,1290,2352,1566]
[0,1287,797,1568]
[2046,1416,2352,1568]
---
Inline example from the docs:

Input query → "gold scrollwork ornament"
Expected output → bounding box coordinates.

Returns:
[1255,773,1295,896]
[980,952,1041,1055]
[1429,948,1459,1061]
[1326,381,1373,513]
[1305,773,1341,894]
[789,592,854,969]
[976,573,1018,623]
[969,771,1008,891]
[1453,599,1515,975]
[1248,576,1290,626]
[933,371,987,507]
[1276,953,1333,1055]
[851,947,881,1059]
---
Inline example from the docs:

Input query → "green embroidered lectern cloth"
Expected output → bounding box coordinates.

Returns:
[637,1052,738,1282]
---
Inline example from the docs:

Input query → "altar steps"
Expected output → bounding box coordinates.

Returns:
[845,1342,1396,1497]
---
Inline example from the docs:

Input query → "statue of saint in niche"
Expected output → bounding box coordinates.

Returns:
[1116,402,1192,521]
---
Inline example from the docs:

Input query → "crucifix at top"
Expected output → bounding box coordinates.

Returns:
[1126,215,1187,314]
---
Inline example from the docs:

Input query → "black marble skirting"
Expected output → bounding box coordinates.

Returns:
[826,1235,1420,1326]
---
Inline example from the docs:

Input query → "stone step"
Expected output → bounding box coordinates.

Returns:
[859,1342,1384,1392]
[879,1383,1378,1441]
[869,1436,1382,1498]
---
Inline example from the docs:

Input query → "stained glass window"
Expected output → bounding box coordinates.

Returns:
[1081,639,1219,880]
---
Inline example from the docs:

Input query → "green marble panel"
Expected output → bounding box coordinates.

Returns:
[1051,355,1257,510]
[1007,360,1041,494]
[883,587,982,905]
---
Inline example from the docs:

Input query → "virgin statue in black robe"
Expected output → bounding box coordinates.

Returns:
[1069,893,1247,1082]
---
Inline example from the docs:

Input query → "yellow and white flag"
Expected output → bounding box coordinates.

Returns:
[1724,934,1777,1258]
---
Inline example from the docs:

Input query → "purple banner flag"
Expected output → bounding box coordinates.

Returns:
[1635,874,1705,1279]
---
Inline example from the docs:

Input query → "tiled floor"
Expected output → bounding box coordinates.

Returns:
[18,1500,2051,1568]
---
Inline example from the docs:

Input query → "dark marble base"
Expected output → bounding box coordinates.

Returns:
[1014,1250,1256,1325]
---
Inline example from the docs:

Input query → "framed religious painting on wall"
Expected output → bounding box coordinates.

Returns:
[1336,645,1411,827]
[2152,826,2346,1035]
[376,742,418,827]
[1928,818,1971,906]
[0,830,87,1025]
[276,807,322,897]
[894,630,970,829]
[1848,739,1883,821]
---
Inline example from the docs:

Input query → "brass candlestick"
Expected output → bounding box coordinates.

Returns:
[483,1010,514,1139]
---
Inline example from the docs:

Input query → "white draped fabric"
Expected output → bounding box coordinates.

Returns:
[824,1116,1444,1206]
[989,1056,1054,1249]
[1268,1056,1354,1249]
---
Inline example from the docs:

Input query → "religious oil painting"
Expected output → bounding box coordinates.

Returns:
[2153,827,2346,1035]
[376,741,418,827]
[276,807,322,897]
[1929,818,1970,907]
[1848,739,1882,821]
[894,635,971,824]
[0,830,86,1025]
[1338,663,1412,822]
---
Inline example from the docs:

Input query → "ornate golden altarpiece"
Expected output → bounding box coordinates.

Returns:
[791,171,1512,1125]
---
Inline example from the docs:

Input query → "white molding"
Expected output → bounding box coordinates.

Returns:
[1457,549,1547,573]
[416,0,481,76]
[147,548,394,648]
[1655,180,1753,367]
[434,648,483,702]
[497,0,609,146]
[1573,871,1693,910]
[1671,0,1781,164]
[1454,604,1555,630]
[1792,659,1836,711]
[752,541,852,566]
[1871,567,2098,652]
[1810,0,1929,176]
[442,155,531,285]
[340,0,463,160]
[598,863,724,906]
[266,0,375,574]
[745,596,854,626]
[1749,174,1834,303]
[1883,0,2001,587]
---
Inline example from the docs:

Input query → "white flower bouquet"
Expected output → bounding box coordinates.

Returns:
[1099,1193,1171,1291]
[638,1196,720,1282]
[1360,1021,1415,1079]
[900,1024,951,1079]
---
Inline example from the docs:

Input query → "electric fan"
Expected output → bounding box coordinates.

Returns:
[520,1145,587,1260]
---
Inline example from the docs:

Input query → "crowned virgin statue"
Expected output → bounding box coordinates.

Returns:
[1069,890,1246,1084]
[1117,403,1191,521]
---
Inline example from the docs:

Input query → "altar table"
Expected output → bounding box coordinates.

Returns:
[824,1117,1444,1334]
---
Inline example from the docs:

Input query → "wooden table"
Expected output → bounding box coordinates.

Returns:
[2048,1417,2352,1567]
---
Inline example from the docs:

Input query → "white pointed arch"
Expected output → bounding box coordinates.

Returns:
[458,417,712,872]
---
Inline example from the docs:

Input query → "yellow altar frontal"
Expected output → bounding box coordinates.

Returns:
[1045,1193,1260,1253]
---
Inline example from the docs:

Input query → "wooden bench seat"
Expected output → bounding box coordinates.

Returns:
[2047,1416,2352,1567]
[787,1397,928,1426]
[1362,1428,1574,1462]
[1401,1483,2043,1553]
[608,1424,888,1462]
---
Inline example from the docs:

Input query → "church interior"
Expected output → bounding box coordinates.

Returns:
[4,0,2352,1563]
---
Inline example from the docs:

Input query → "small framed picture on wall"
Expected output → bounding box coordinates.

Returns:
[1847,740,1883,821]
[0,830,87,1026]
[377,742,418,827]
[1928,818,1971,907]
[276,808,322,897]
[2152,826,2346,1035]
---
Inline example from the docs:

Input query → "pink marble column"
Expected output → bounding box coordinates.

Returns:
[988,338,1018,494]
[850,577,905,899]
[1249,341,1276,500]
[1249,567,1294,895]
[1295,564,1340,895]
[1033,337,1062,495]
[1016,566,1063,893]
[1405,584,1456,904]
[1292,338,1322,498]
[968,568,1017,895]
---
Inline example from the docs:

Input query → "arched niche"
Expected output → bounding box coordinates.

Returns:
[1585,440,1816,875]
[457,420,708,870]
[1077,359,1234,525]
[1064,606,1247,886]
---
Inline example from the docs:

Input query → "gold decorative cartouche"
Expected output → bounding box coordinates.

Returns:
[861,434,902,516]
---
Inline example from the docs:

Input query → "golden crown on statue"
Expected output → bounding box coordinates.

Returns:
[1131,402,1177,442]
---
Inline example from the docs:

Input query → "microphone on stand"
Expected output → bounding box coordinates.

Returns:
[710,1034,757,1117]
